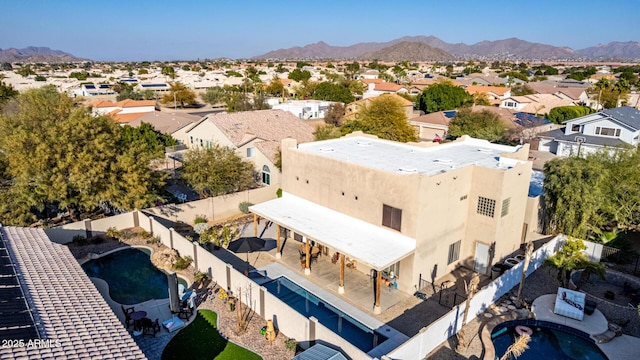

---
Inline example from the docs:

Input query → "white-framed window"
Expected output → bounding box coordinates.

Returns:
[448,240,461,265]
[261,165,270,185]
[247,147,255,157]
[477,196,496,218]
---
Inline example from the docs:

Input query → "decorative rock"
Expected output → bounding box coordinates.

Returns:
[483,312,493,318]
[507,305,516,310]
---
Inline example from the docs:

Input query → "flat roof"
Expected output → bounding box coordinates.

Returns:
[250,193,416,271]
[296,136,524,176]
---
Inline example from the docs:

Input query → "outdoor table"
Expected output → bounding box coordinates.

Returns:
[131,311,147,336]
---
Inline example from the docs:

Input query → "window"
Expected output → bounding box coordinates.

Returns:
[477,196,496,217]
[383,262,400,279]
[261,165,271,185]
[616,129,621,137]
[382,204,402,231]
[448,240,461,265]
[501,198,511,217]
[598,127,616,136]
[571,124,580,132]
[247,147,255,157]
[190,136,193,144]
[205,141,211,149]
[199,138,203,147]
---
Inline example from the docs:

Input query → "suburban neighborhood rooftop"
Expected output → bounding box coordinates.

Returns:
[296,135,527,176]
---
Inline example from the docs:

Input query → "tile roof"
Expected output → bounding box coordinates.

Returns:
[410,112,452,126]
[91,99,156,108]
[526,82,587,100]
[129,111,200,134]
[374,82,405,92]
[537,128,627,147]
[360,79,384,85]
[506,94,576,114]
[601,106,640,130]
[466,85,511,97]
[111,112,148,124]
[192,109,315,162]
[0,227,145,360]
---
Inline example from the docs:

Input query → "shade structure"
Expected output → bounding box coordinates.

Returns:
[227,237,266,263]
[167,273,180,313]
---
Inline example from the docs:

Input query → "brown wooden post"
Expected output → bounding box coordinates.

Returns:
[374,270,382,314]
[305,239,310,270]
[253,214,257,237]
[276,224,281,256]
[339,254,345,294]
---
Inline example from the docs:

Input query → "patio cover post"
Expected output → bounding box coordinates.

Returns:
[339,254,345,294]
[304,237,311,275]
[374,270,382,314]
[275,224,281,258]
[253,214,257,237]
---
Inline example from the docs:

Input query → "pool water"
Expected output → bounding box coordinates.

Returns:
[82,247,187,305]
[263,276,387,352]
[492,320,608,360]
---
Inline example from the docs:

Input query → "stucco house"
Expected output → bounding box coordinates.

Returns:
[181,109,315,187]
[272,100,336,120]
[500,94,576,115]
[250,133,533,313]
[537,106,640,157]
[362,82,408,99]
[90,99,158,123]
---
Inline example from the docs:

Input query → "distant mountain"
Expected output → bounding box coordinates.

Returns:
[254,36,587,60]
[577,41,640,60]
[0,46,86,63]
[359,42,454,62]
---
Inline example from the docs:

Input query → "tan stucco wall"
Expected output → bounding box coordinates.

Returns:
[280,138,532,292]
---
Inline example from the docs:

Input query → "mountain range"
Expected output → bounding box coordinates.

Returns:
[255,36,640,61]
[0,47,84,63]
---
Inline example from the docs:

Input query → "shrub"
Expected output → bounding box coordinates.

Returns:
[72,234,87,246]
[173,255,193,270]
[276,188,283,198]
[194,271,210,284]
[105,227,120,239]
[139,230,152,239]
[194,216,207,224]
[284,338,297,351]
[194,222,211,235]
[147,235,160,245]
[91,236,105,244]
[239,202,253,214]
[119,230,135,240]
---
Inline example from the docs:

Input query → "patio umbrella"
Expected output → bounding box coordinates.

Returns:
[227,236,266,263]
[167,273,180,313]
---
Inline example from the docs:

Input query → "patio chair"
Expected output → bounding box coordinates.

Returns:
[121,305,135,329]
[142,318,161,337]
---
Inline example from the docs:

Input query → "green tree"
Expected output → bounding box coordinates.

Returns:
[288,68,311,82]
[138,68,149,75]
[16,65,35,77]
[0,81,18,106]
[311,82,354,103]
[448,108,506,142]
[265,76,284,97]
[545,238,605,288]
[591,78,630,109]
[161,65,176,79]
[416,83,473,113]
[548,106,594,123]
[0,86,165,224]
[201,86,226,105]
[116,88,143,101]
[162,82,197,108]
[543,157,607,238]
[69,71,89,80]
[180,145,256,197]
[511,84,535,96]
[341,96,417,142]
[313,124,341,141]
[344,62,360,79]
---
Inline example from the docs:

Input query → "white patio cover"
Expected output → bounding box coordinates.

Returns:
[249,193,416,271]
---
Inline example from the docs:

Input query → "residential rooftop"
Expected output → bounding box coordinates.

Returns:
[296,135,527,176]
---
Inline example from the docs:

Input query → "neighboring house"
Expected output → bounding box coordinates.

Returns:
[135,82,171,94]
[362,82,408,99]
[250,134,532,313]
[500,94,576,115]
[345,93,416,121]
[71,83,117,97]
[360,70,380,79]
[527,82,590,105]
[538,106,640,156]
[183,109,314,186]
[465,85,511,103]
[0,226,145,359]
[272,100,336,120]
[90,99,158,123]
[408,78,438,94]
[128,111,201,141]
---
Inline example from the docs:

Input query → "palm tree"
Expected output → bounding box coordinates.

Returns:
[545,238,604,288]
[499,334,531,360]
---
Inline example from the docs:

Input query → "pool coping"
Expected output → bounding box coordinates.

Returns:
[258,262,409,358]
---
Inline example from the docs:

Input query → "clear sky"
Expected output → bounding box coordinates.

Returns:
[1,0,638,61]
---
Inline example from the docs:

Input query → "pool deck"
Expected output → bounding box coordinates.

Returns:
[532,294,640,360]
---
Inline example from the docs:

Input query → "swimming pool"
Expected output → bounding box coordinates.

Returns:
[82,247,187,305]
[492,319,608,360]
[263,276,387,352]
